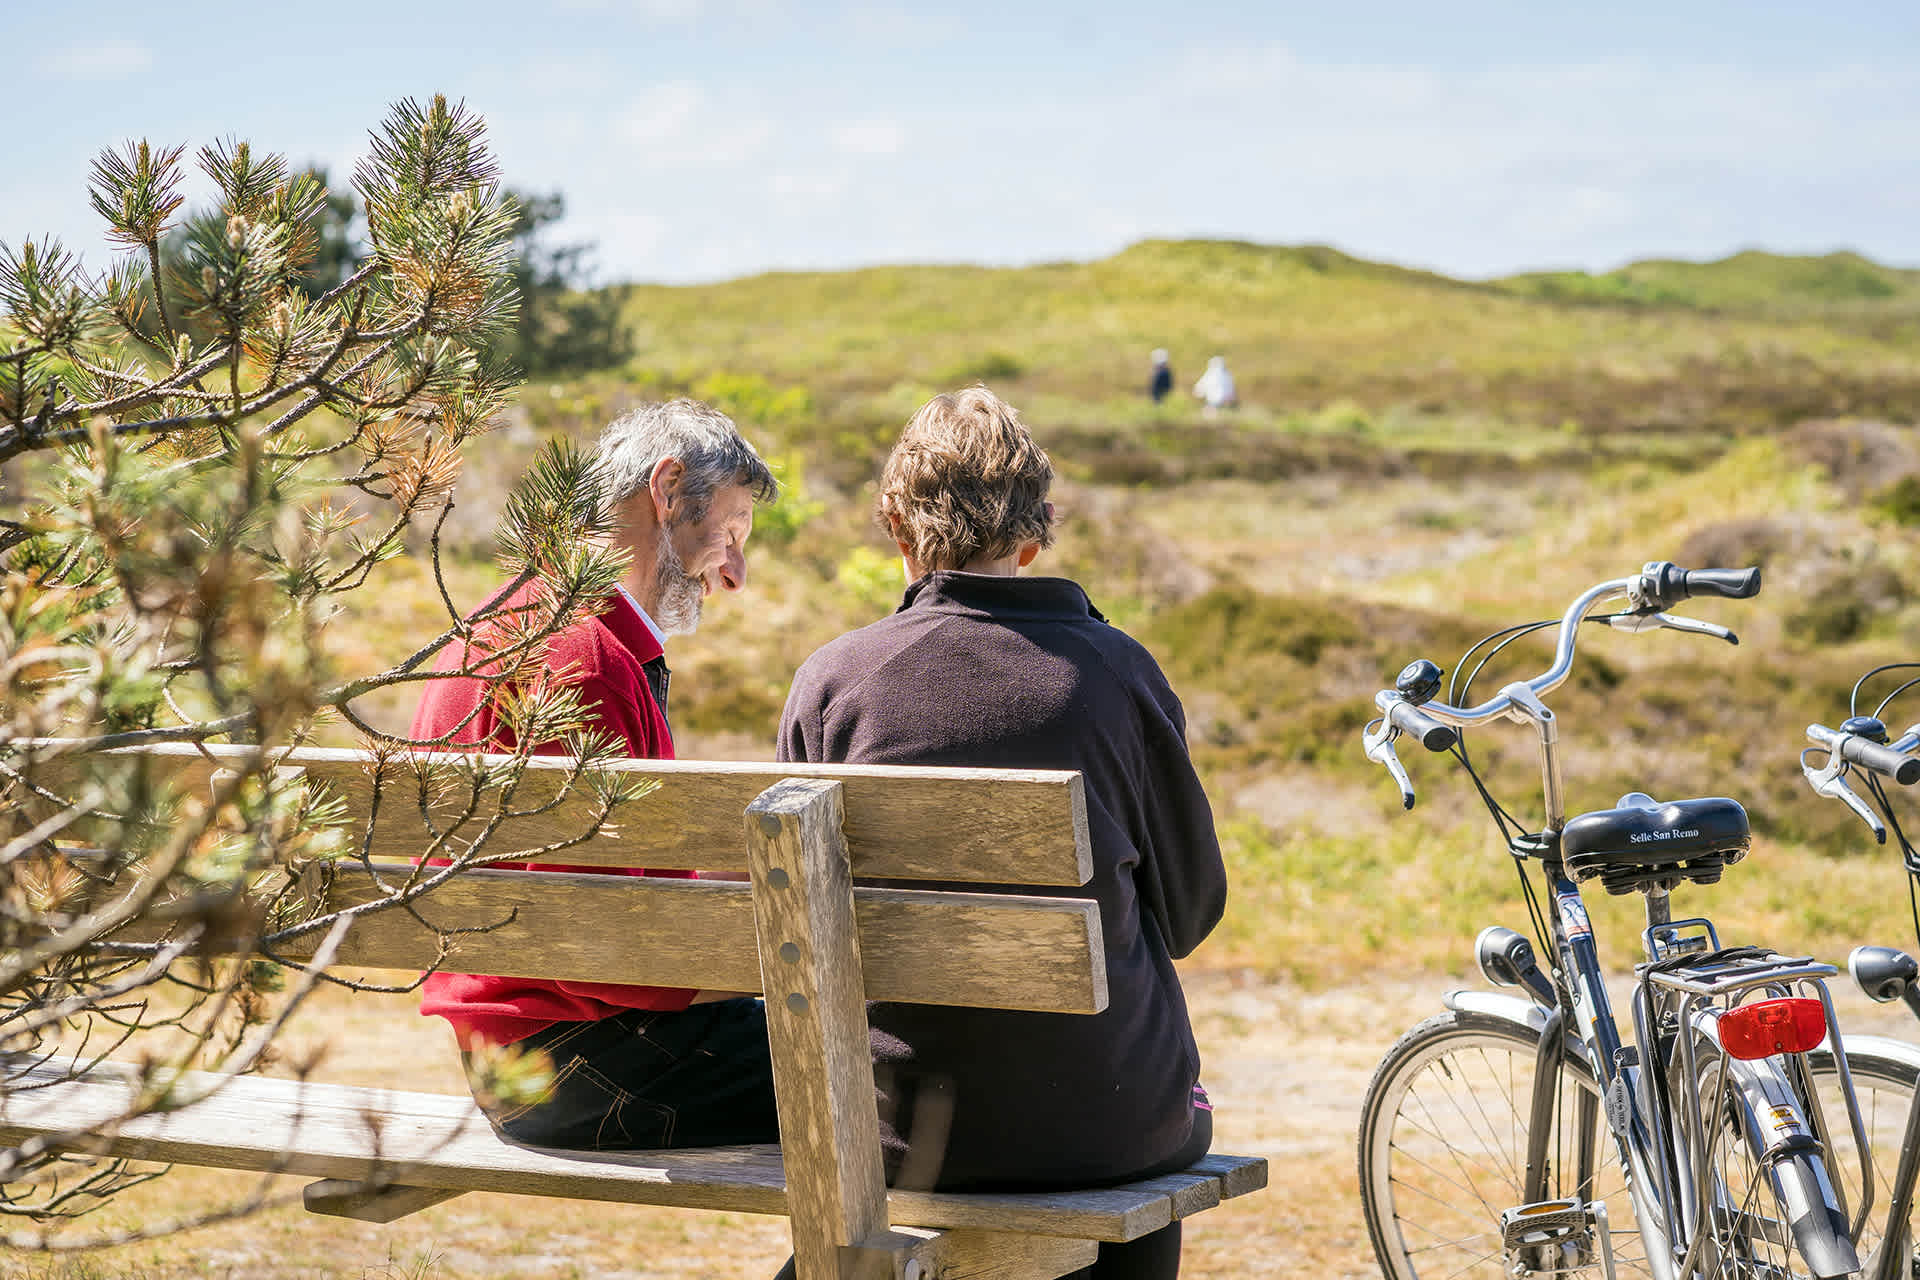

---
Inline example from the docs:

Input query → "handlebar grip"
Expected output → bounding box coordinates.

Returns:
[1641,562,1762,607]
[1809,723,1920,785]
[1680,566,1762,600]
[1387,700,1458,752]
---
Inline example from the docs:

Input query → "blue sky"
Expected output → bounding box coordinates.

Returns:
[10,1,1919,284]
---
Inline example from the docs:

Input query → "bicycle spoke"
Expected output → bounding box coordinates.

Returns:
[1403,1083,1513,1222]
[1413,1069,1522,1198]
[1431,1246,1507,1280]
[1389,1163,1510,1218]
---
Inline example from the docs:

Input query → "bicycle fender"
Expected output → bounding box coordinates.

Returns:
[1698,1020,1861,1279]
[1813,1033,1920,1074]
[1441,989,1598,1072]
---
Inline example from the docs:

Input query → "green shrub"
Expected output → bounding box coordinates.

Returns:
[1785,565,1906,645]
[937,350,1026,385]
[1875,473,1920,526]
[690,370,815,429]
[674,659,788,734]
[835,546,905,613]
[753,452,827,548]
[1316,400,1375,435]
[1149,588,1365,674]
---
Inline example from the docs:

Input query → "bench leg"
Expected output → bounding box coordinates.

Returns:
[861,1227,1098,1280]
[302,1178,467,1222]
[747,779,893,1280]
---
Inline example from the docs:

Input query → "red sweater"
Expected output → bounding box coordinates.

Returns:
[411,583,696,1049]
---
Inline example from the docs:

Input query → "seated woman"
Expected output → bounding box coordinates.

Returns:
[777,387,1228,1280]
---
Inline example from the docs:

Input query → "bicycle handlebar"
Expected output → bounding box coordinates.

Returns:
[1385,699,1458,752]
[1806,724,1920,786]
[1376,562,1760,731]
[1365,562,1761,812]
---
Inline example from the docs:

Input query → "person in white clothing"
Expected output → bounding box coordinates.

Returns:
[1192,355,1237,414]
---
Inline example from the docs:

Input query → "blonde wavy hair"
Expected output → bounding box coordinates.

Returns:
[876,387,1055,571]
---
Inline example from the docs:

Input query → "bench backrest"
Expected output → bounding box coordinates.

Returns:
[28,741,1105,1279]
[35,742,1106,1013]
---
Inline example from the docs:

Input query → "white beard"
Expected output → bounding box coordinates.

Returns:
[650,525,705,637]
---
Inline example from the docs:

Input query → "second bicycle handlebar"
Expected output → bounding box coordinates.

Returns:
[1806,723,1920,786]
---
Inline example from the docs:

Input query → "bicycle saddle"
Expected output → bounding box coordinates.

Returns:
[1560,793,1751,894]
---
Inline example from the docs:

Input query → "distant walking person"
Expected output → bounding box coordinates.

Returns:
[1193,355,1237,414]
[1148,348,1173,403]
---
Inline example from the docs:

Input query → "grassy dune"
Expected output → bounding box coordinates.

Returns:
[609,240,1920,436]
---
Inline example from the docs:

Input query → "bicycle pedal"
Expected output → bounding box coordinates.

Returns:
[1500,1198,1594,1249]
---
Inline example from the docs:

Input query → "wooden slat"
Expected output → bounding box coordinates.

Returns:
[0,1063,1264,1242]
[251,864,1107,1014]
[897,1228,1099,1280]
[1188,1151,1269,1201]
[23,743,1092,886]
[302,1179,466,1222]
[746,778,891,1280]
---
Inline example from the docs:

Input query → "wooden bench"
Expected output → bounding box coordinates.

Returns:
[1,744,1265,1280]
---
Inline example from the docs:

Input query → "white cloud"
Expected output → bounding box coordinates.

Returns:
[830,120,905,156]
[38,40,152,81]
[770,171,847,201]
[840,4,966,46]
[543,0,789,22]
[523,54,617,99]
[593,212,669,262]
[620,81,705,146]
[567,37,1920,284]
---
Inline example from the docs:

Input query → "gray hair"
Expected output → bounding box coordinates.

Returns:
[595,399,779,522]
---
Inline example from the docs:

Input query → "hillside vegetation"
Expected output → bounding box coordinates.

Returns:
[347,238,1920,983]
[1497,249,1920,323]
[611,240,1920,436]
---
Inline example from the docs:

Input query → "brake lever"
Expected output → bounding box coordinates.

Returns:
[1606,611,1737,645]
[1802,746,1887,843]
[1656,613,1737,644]
[1364,718,1417,811]
[1604,611,1665,635]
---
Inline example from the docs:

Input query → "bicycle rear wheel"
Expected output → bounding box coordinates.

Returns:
[1808,1042,1919,1278]
[1358,1009,1651,1280]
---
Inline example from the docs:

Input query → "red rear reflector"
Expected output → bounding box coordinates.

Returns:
[1719,997,1827,1060]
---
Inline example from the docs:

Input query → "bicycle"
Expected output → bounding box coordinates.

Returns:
[1798,665,1920,1280]
[1356,561,1876,1280]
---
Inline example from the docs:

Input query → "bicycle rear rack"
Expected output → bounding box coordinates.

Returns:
[1634,947,1875,1277]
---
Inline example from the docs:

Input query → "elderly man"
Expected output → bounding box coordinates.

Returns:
[412,398,781,1152]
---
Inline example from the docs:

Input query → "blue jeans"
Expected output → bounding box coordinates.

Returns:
[466,998,779,1150]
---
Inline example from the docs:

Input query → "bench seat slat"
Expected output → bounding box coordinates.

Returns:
[257,866,1109,1015]
[0,1064,1265,1242]
[36,745,1093,886]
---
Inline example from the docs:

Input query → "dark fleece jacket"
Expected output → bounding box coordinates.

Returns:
[777,571,1227,1187]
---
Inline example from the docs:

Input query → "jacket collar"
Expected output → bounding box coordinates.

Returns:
[897,571,1107,623]
[602,588,667,664]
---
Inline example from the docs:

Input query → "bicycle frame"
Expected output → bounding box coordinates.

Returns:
[1509,810,1872,1280]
